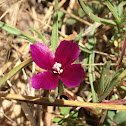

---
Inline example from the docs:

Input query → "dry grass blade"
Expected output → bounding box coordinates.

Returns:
[1,94,126,111]
[0,0,24,20]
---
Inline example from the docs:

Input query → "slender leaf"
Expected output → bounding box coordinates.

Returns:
[98,66,123,102]
[75,29,84,44]
[88,23,98,102]
[117,1,126,17]
[79,45,92,54]
[28,27,47,44]
[105,0,121,24]
[107,32,121,46]
[0,57,33,87]
[78,0,116,25]
[21,33,37,43]
[97,61,112,95]
[0,21,21,35]
[0,21,38,43]
[51,0,58,53]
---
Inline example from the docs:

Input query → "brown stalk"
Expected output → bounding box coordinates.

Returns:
[116,37,126,70]
[0,93,126,111]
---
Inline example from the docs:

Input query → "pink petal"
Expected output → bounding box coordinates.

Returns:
[59,64,84,88]
[30,42,54,70]
[31,72,58,89]
[54,40,79,67]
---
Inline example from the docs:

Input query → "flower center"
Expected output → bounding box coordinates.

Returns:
[52,62,63,74]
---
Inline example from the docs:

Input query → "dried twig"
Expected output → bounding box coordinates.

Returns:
[0,94,126,111]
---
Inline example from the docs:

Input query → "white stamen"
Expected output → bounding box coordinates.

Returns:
[52,62,63,74]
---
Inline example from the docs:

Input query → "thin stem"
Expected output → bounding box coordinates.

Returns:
[1,94,126,110]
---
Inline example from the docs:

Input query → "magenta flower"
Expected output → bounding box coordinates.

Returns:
[30,40,84,90]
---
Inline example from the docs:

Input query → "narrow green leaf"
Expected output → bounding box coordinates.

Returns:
[28,27,47,44]
[49,80,64,103]
[0,21,38,43]
[98,67,123,102]
[20,33,37,44]
[105,0,121,24]
[87,24,96,50]
[51,0,58,53]
[98,61,112,94]
[0,57,33,87]
[89,52,98,102]
[112,68,124,79]
[82,53,89,71]
[88,23,98,102]
[0,21,21,35]
[75,29,84,44]
[117,1,126,17]
[78,0,116,25]
[107,33,121,46]
[79,45,92,54]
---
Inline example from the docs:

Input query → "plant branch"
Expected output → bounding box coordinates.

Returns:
[0,93,126,111]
